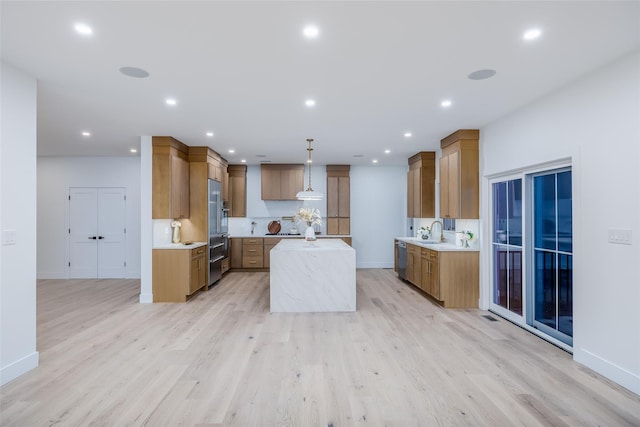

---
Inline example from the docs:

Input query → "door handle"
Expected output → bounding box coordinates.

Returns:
[98,236,105,239]
[88,236,97,240]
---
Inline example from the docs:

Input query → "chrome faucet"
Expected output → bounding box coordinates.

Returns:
[430,220,446,242]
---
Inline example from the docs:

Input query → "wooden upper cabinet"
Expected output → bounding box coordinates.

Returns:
[260,164,304,200]
[407,152,435,218]
[152,137,190,219]
[221,160,229,202]
[326,165,350,235]
[228,164,247,217]
[439,129,479,219]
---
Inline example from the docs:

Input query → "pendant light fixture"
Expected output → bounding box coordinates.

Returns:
[296,138,324,200]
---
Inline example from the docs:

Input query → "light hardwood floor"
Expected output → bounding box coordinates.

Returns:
[1,270,639,426]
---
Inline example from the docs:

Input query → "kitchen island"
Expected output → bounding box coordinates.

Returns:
[270,239,356,313]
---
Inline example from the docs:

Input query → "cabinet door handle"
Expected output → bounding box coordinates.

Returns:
[88,236,97,240]
[98,236,105,240]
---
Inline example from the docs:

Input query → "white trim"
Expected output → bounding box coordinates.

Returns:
[574,348,640,395]
[36,272,68,279]
[139,293,153,304]
[0,351,39,386]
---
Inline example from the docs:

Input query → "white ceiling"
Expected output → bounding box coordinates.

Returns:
[2,1,639,165]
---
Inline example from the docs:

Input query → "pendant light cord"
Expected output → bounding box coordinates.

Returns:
[306,138,314,191]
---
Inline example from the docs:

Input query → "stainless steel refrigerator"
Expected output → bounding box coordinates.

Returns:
[208,179,228,286]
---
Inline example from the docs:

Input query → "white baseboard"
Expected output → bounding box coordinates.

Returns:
[574,348,640,395]
[36,272,67,279]
[0,351,39,386]
[356,262,394,269]
[139,293,153,304]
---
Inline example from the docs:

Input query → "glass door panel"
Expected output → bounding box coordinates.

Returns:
[491,179,523,316]
[532,170,573,346]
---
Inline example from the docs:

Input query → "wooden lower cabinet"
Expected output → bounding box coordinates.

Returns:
[242,238,264,268]
[406,243,421,286]
[420,248,440,299]
[221,257,230,274]
[415,247,478,308]
[263,237,282,268]
[230,236,351,270]
[153,246,207,302]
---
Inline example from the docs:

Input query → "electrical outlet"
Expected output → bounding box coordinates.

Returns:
[608,229,632,245]
[2,229,17,245]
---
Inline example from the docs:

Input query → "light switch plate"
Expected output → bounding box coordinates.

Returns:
[2,229,17,245]
[608,229,632,245]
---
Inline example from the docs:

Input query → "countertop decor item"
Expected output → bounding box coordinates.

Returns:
[268,220,281,234]
[296,138,324,200]
[171,220,182,243]
[459,230,474,248]
[295,207,322,241]
[418,226,431,240]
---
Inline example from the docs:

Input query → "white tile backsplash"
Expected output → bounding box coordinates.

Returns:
[153,219,173,245]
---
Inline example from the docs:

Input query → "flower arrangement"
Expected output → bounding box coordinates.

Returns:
[295,207,322,227]
[417,226,430,239]
[459,230,473,247]
[171,220,182,229]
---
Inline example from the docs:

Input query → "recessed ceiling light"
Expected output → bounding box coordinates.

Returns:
[303,25,319,39]
[241,159,247,163]
[372,159,378,164]
[206,132,214,137]
[119,66,149,78]
[81,131,91,137]
[130,148,138,153]
[384,149,391,154]
[468,69,496,80]
[523,28,542,41]
[228,149,235,154]
[74,23,93,36]
[305,99,316,107]
[165,98,177,106]
[441,100,452,108]
[404,132,412,138]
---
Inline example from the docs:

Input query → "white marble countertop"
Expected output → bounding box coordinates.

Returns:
[395,237,479,252]
[230,234,351,239]
[271,238,353,252]
[153,241,207,250]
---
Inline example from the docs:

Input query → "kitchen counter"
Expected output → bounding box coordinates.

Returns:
[231,234,350,238]
[153,241,207,250]
[270,239,356,313]
[394,237,479,252]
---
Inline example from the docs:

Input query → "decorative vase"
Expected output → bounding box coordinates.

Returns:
[172,226,181,243]
[305,225,316,241]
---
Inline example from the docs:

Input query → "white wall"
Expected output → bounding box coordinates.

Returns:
[1,62,39,385]
[480,51,640,394]
[37,157,141,279]
[351,166,407,268]
[229,164,408,268]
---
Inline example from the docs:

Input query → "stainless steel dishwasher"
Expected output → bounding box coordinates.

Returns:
[397,240,407,280]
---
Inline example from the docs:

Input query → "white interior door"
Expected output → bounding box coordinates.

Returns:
[97,188,126,278]
[69,188,99,278]
[69,187,126,279]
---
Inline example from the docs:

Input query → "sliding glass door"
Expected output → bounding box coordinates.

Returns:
[490,167,573,348]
